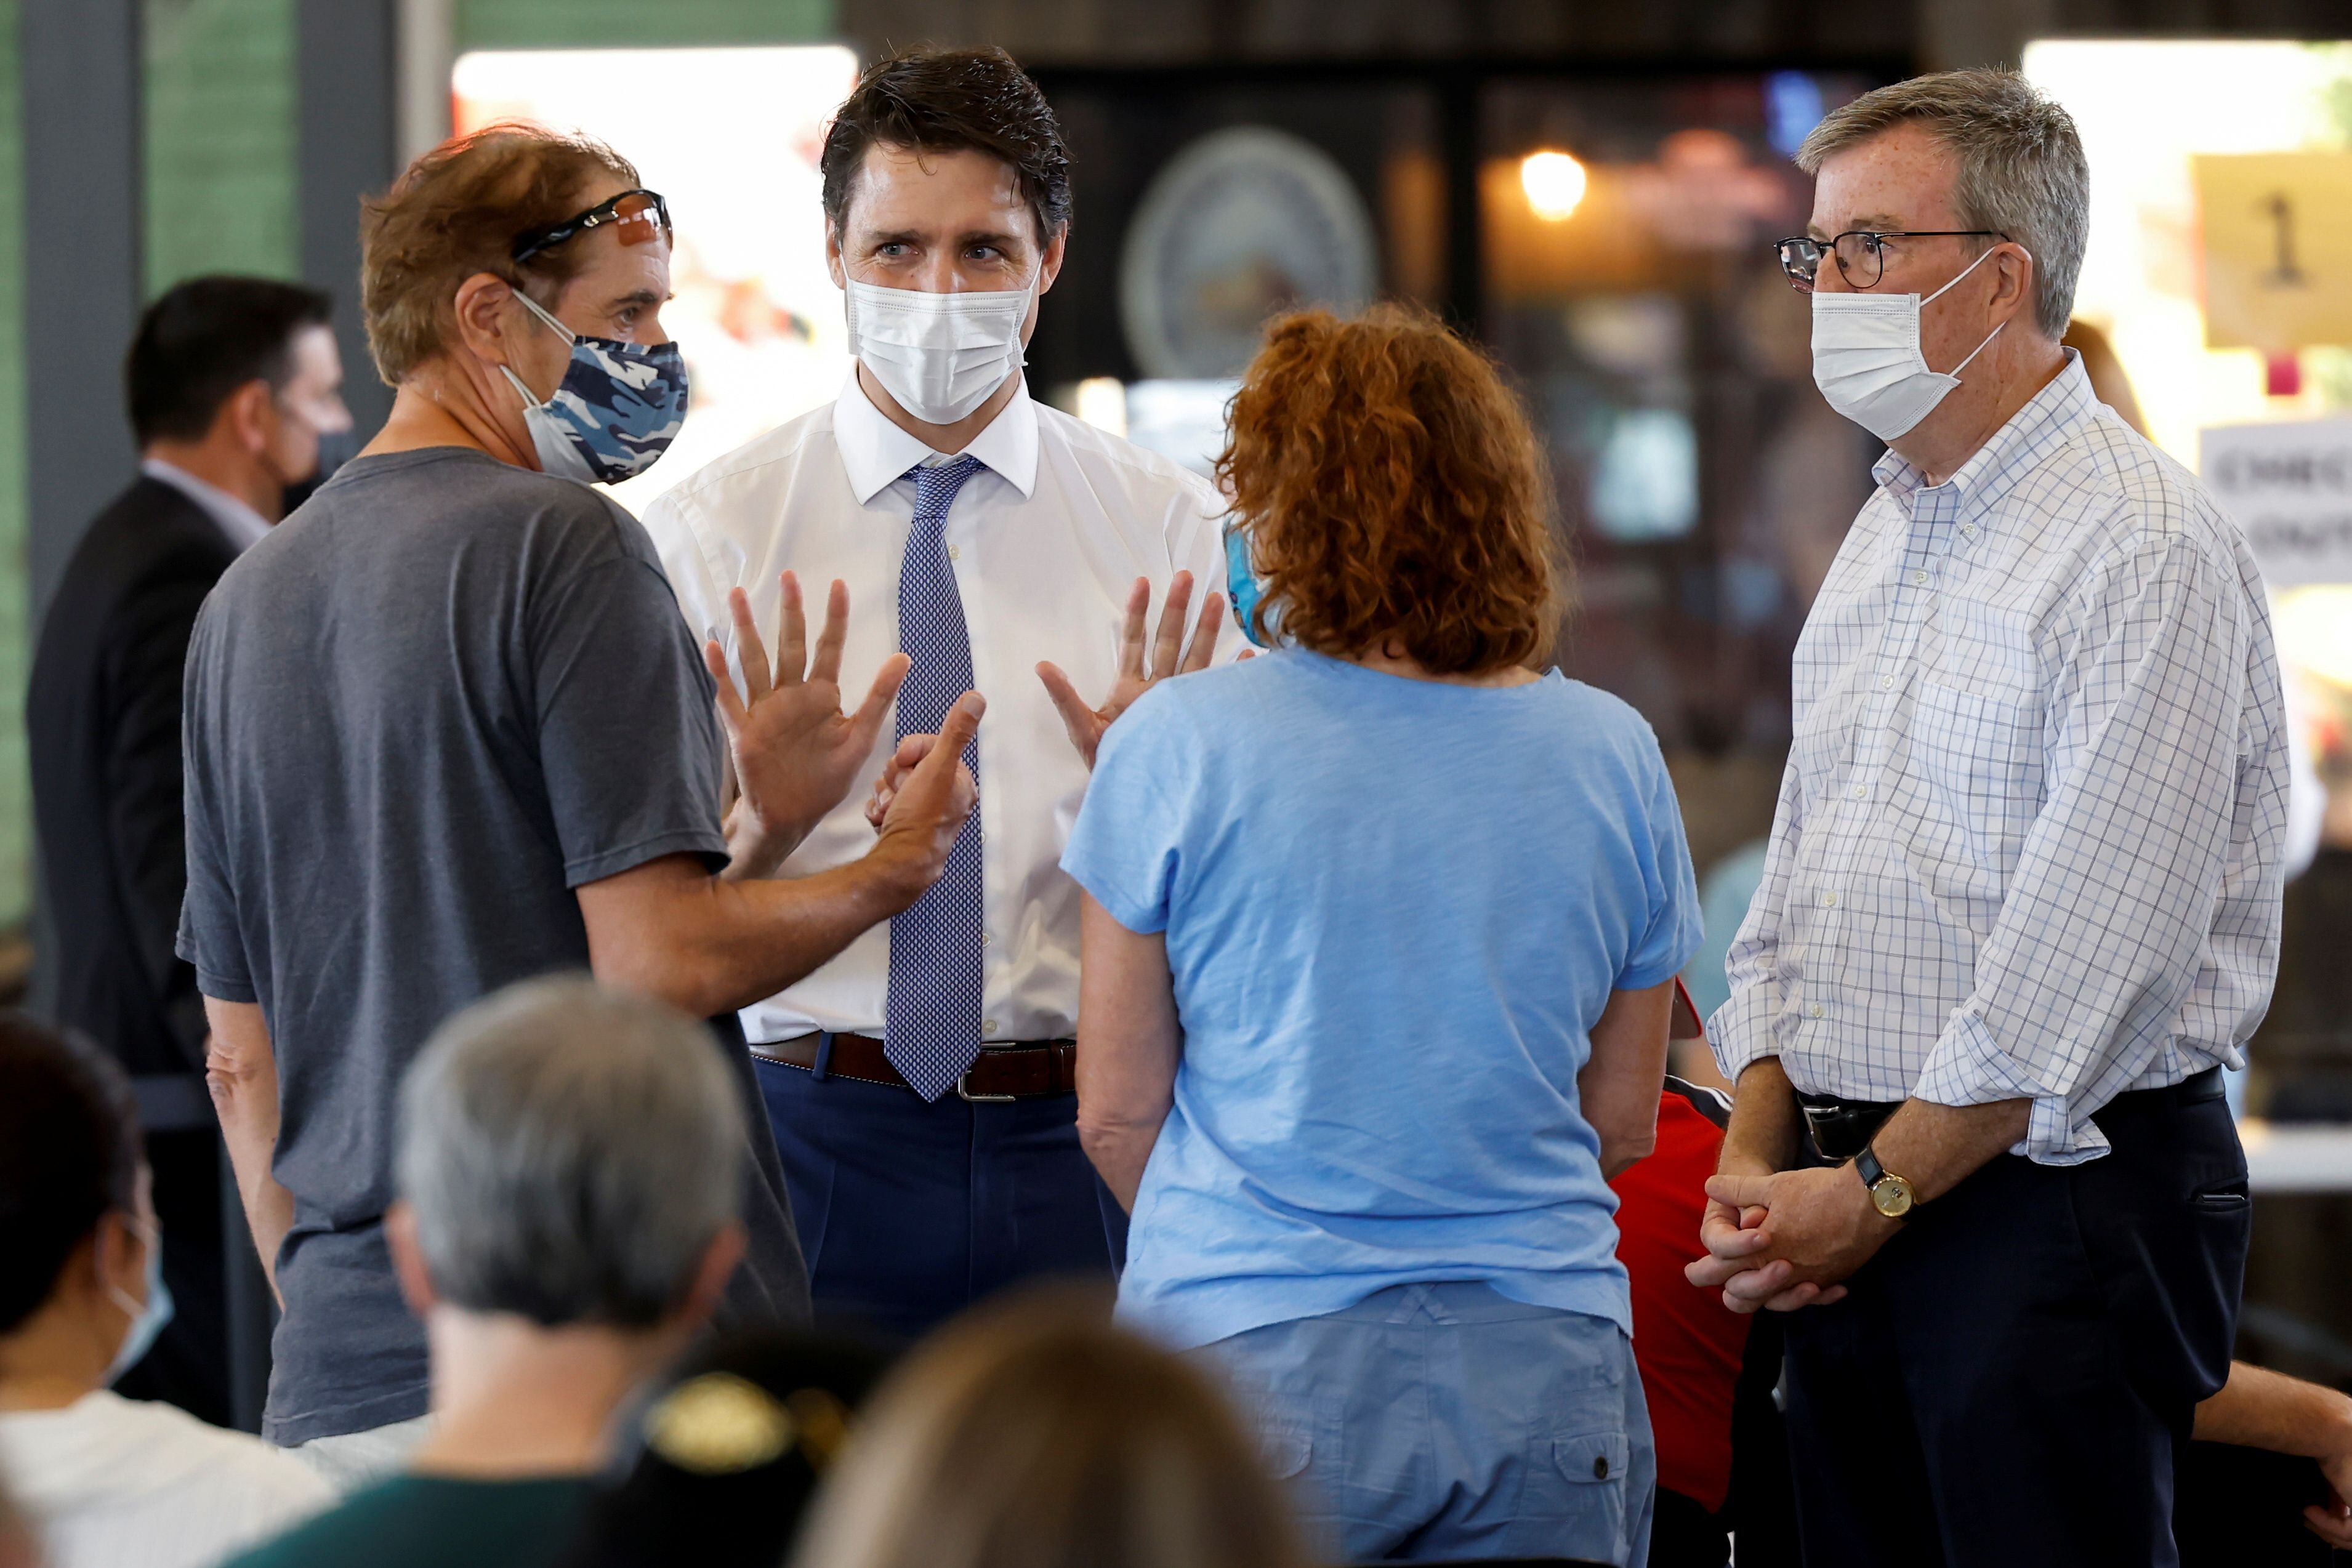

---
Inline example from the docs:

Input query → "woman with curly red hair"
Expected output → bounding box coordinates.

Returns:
[1057,304,1701,1565]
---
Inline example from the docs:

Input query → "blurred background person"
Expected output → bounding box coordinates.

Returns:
[1064,304,1700,1566]
[790,1290,1307,1568]
[550,1329,890,1568]
[0,1016,330,1568]
[642,45,1229,1343]
[223,978,752,1568]
[181,124,978,1487]
[26,275,350,1426]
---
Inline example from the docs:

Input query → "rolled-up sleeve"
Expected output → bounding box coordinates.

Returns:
[1710,754,1805,1084]
[1912,533,2262,1162]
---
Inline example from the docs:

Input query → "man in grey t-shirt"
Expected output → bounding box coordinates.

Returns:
[182,127,977,1480]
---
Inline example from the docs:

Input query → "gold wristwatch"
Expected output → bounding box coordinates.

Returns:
[1855,1141,1915,1220]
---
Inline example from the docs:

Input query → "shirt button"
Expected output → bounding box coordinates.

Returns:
[1819,891,1837,907]
[1911,569,1930,587]
[1593,1455,1609,1479]
[1850,784,1866,800]
[1960,524,1978,539]
[1810,1003,1826,1019]
[1880,674,1895,690]
[980,931,992,947]
[948,544,962,561]
[983,1018,997,1034]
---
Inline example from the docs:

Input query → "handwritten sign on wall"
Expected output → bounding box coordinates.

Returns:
[2202,416,2352,587]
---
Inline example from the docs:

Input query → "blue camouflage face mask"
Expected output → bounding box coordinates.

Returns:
[498,291,688,485]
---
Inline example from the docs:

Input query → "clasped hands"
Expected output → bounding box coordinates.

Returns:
[1684,1160,1902,1316]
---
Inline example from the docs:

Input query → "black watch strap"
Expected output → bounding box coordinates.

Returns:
[1855,1140,1917,1219]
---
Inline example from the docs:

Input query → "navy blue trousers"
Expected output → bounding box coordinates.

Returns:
[753,1055,1127,1341]
[1779,1077,2250,1568]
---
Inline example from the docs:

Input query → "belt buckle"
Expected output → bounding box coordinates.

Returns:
[955,1064,1017,1103]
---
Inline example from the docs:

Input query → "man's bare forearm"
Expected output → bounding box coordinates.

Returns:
[586,847,929,1019]
[1869,1096,2030,1202]
[1720,1056,1804,1176]
[2195,1362,2352,1460]
[201,1003,295,1304]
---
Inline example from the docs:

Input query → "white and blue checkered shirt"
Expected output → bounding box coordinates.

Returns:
[1710,353,2290,1164]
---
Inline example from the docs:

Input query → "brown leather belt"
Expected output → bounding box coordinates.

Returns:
[747,1032,1077,1102]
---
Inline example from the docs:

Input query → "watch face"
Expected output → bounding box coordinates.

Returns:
[1872,1176,1915,1219]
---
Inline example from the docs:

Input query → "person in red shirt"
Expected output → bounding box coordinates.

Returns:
[1608,981,1797,1567]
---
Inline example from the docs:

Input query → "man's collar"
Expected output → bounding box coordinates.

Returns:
[832,372,1039,504]
[140,457,272,551]
[1871,348,2096,518]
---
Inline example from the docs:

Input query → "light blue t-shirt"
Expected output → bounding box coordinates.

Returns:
[1061,649,1702,1350]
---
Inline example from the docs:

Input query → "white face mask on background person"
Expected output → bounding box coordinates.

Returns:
[845,270,1037,427]
[1810,243,2006,443]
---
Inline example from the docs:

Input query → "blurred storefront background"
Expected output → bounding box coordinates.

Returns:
[6,0,2351,1372]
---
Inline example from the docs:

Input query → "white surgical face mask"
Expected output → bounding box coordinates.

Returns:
[845,270,1036,426]
[1810,244,2005,442]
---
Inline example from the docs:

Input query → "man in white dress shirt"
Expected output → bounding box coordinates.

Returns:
[641,46,1230,1338]
[1688,71,2288,1567]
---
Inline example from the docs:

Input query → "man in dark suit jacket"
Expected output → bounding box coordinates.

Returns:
[28,275,351,1424]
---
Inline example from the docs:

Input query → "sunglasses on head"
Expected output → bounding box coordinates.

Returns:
[511,188,672,265]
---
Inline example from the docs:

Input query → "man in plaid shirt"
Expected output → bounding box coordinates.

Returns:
[1692,70,2289,1568]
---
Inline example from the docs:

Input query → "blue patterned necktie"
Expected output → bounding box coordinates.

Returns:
[885,455,988,1101]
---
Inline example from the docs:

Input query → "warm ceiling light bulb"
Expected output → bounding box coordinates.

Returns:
[1521,149,1588,221]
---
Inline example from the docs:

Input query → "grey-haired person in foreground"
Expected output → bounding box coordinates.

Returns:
[222,978,752,1568]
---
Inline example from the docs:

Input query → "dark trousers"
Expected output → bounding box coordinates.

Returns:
[1780,1079,2249,1568]
[752,1056,1126,1341]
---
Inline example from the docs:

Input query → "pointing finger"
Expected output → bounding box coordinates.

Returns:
[927,690,985,766]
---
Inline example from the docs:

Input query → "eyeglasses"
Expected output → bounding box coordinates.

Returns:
[1773,230,2006,292]
[512,188,672,265]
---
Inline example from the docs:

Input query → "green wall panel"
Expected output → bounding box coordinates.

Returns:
[143,0,299,295]
[457,0,836,50]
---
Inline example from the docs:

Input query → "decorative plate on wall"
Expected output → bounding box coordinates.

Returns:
[1119,126,1378,380]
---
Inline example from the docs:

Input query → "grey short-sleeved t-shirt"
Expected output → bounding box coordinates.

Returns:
[178,448,791,1443]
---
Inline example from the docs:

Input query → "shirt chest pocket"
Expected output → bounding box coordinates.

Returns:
[1907,680,2044,886]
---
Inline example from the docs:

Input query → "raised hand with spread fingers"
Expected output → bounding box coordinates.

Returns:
[1033,571,1229,772]
[705,569,909,879]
